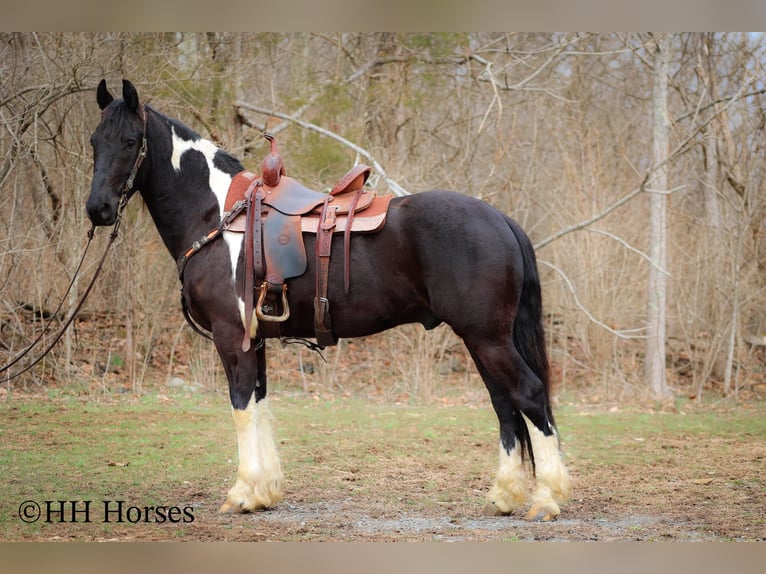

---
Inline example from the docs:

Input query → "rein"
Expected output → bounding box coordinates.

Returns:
[175,198,248,342]
[0,106,147,382]
[0,201,127,381]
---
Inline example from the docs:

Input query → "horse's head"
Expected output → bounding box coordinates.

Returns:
[85,79,148,226]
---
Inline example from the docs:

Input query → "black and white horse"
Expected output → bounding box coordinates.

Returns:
[85,79,571,521]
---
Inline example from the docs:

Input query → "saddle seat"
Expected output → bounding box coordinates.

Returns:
[223,165,392,283]
[224,166,387,234]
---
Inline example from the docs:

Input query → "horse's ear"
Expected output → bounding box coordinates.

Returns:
[97,79,113,110]
[122,79,140,114]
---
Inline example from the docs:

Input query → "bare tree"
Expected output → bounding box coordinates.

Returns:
[3,33,765,401]
[645,33,672,399]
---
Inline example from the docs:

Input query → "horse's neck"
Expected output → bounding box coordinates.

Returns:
[140,118,235,260]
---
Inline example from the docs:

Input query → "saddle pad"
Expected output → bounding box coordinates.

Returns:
[224,171,258,212]
[300,194,394,234]
[225,194,393,234]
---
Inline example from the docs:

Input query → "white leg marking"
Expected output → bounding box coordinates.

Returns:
[522,414,572,520]
[221,394,284,512]
[237,298,259,340]
[486,440,529,514]
[170,130,278,507]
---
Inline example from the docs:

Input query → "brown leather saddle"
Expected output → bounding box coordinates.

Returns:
[219,135,394,350]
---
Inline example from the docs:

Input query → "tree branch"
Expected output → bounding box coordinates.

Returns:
[537,258,647,339]
[235,101,410,197]
[534,68,756,252]
[534,176,647,251]
[587,228,671,277]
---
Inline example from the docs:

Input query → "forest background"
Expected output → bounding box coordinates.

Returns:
[1,32,765,405]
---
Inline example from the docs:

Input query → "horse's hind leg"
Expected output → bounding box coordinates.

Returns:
[481,388,529,515]
[216,336,284,513]
[468,337,571,521]
[520,410,571,521]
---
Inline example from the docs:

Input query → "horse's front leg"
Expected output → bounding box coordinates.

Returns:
[217,340,284,513]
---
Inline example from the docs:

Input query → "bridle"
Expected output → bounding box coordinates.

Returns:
[121,104,148,205]
[0,105,148,381]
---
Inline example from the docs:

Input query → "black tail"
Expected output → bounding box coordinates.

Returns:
[505,215,553,472]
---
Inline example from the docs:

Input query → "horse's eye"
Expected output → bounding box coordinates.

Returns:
[125,138,137,149]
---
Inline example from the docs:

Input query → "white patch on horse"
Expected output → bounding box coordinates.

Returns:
[486,440,529,514]
[169,126,230,218]
[221,394,284,512]
[223,231,242,278]
[171,127,246,321]
[522,413,571,520]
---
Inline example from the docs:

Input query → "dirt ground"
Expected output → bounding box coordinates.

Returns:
[161,487,762,542]
[46,462,761,542]
[8,394,762,542]
[7,445,766,541]
[6,324,766,541]
[162,449,766,542]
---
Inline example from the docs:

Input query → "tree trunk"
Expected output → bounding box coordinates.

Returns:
[645,33,672,400]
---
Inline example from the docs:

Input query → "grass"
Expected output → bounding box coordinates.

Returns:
[0,395,222,538]
[562,403,766,467]
[276,398,498,509]
[1,389,765,540]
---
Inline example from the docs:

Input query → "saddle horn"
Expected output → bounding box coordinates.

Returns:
[261,133,285,187]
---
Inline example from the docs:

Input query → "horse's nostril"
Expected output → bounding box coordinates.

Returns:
[86,201,115,226]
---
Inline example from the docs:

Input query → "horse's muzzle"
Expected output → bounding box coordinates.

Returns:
[85,195,117,227]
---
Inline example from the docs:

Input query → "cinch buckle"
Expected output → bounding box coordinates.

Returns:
[313,296,330,328]
[256,283,290,322]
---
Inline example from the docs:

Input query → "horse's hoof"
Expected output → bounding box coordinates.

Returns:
[481,501,510,517]
[524,505,558,522]
[219,500,248,514]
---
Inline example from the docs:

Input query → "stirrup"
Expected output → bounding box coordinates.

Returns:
[256,283,290,322]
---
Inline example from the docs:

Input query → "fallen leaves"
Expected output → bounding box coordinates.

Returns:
[689,478,714,485]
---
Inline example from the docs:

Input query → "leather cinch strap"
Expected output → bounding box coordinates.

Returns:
[242,178,263,352]
[314,197,337,347]
[343,188,364,295]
